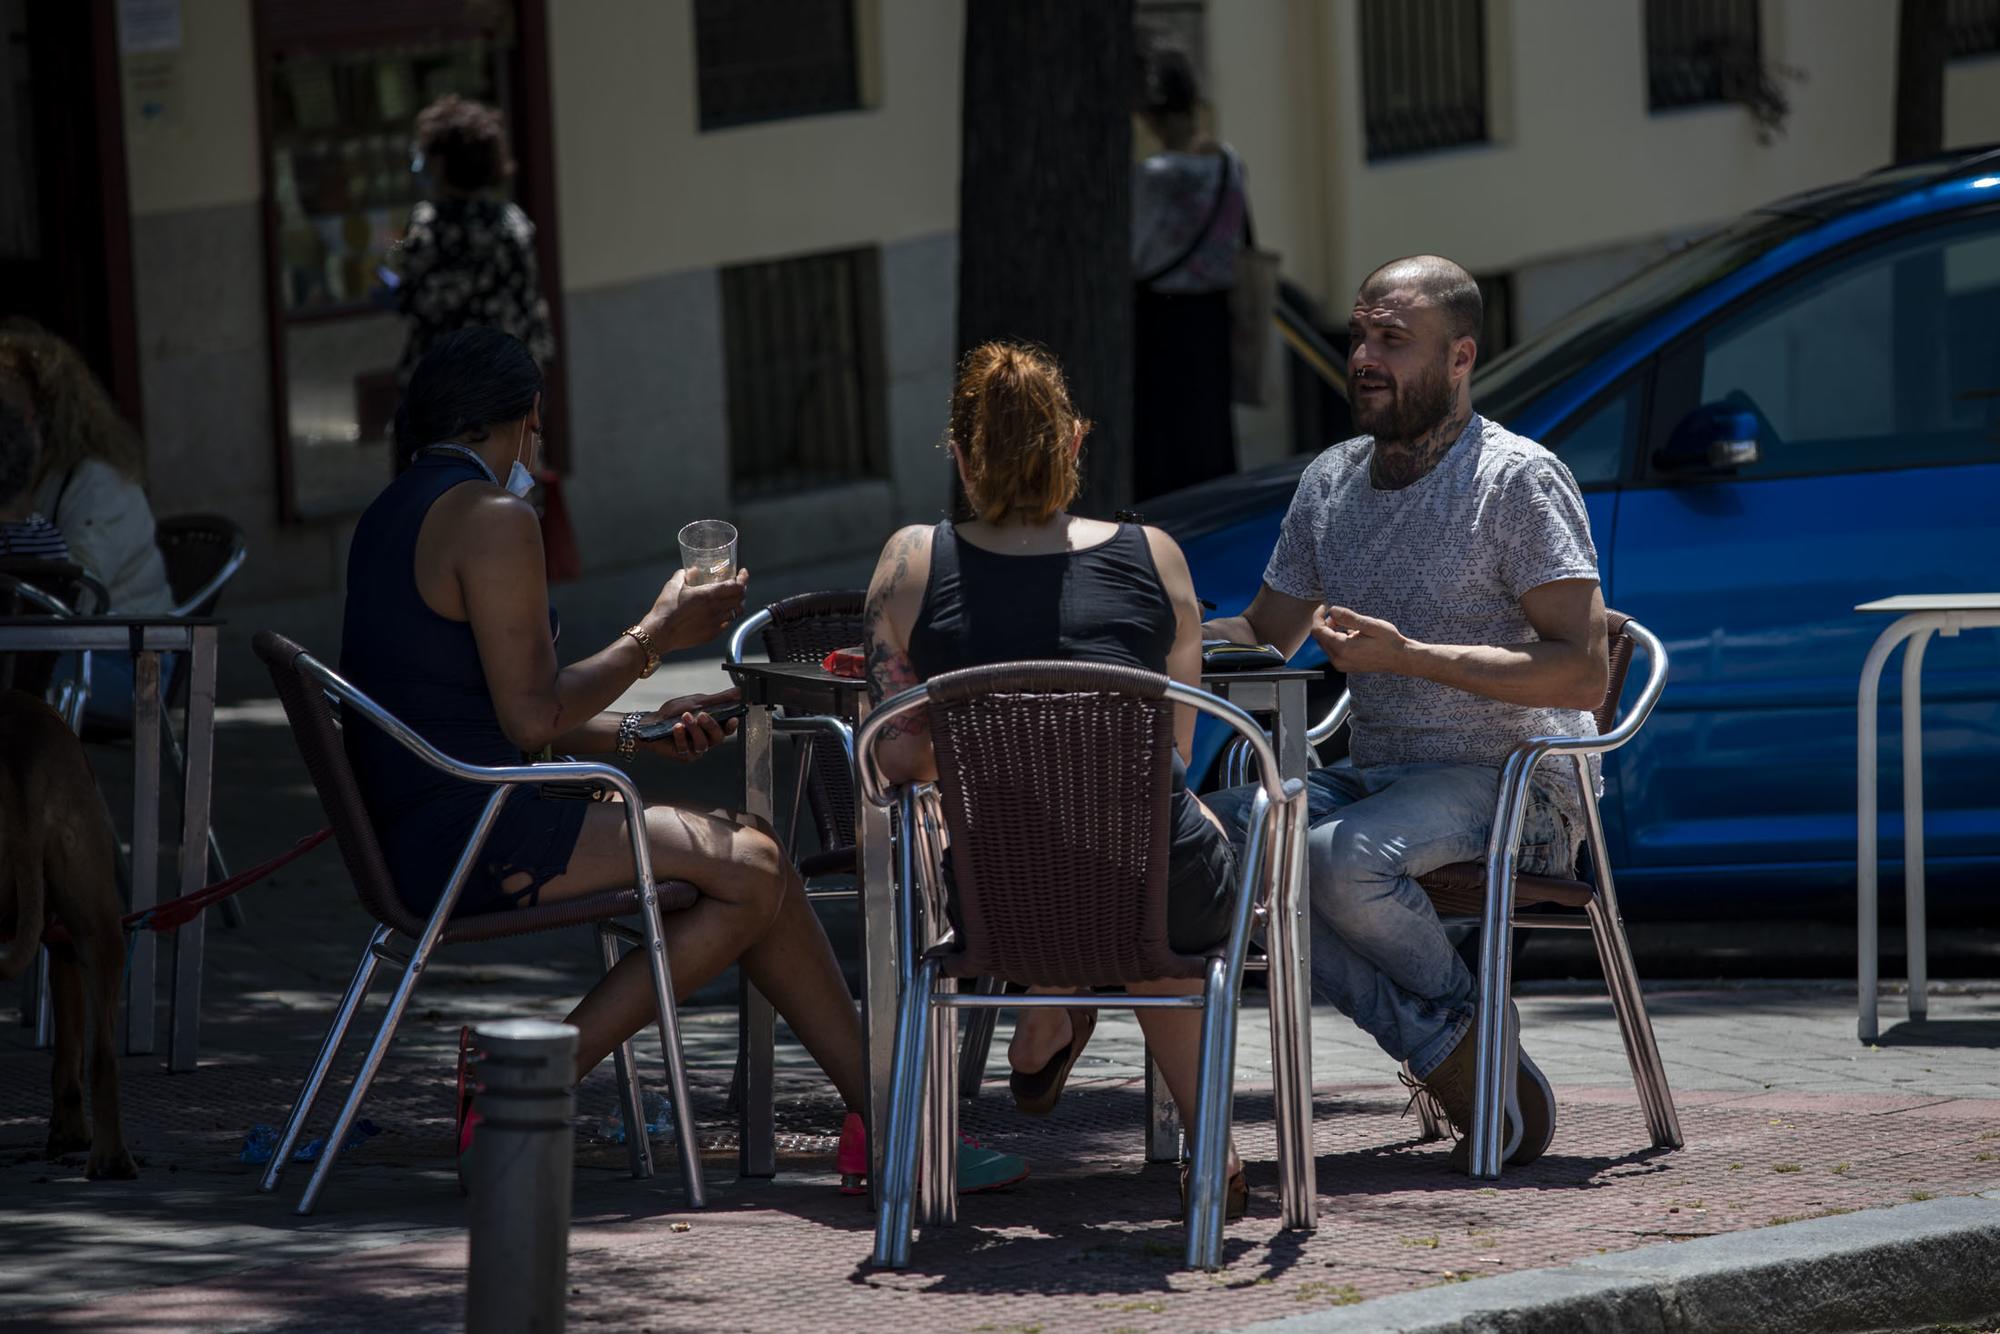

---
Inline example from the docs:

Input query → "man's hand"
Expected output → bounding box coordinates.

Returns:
[1310,605,1411,675]
[1200,615,1256,646]
[1202,585,1323,657]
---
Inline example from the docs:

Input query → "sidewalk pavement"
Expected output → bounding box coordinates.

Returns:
[4,650,1998,1330]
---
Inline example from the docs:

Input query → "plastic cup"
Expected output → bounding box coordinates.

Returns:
[678,519,738,587]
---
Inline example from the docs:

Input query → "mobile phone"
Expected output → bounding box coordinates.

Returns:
[635,702,748,743]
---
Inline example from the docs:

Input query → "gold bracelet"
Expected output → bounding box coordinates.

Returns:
[622,623,660,679]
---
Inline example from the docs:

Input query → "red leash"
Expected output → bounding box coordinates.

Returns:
[38,827,333,946]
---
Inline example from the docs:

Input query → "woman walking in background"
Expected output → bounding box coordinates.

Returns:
[390,95,555,388]
[1131,46,1248,503]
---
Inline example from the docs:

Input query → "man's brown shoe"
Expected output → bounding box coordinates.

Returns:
[1411,1017,1554,1172]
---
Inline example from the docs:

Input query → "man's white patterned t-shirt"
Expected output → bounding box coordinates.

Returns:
[1263,414,1603,837]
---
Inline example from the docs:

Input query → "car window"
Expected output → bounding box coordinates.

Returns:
[1541,374,1644,488]
[1476,210,1814,424]
[1683,212,2000,478]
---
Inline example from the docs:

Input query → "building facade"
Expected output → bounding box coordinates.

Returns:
[42,0,2000,603]
[1210,0,2000,466]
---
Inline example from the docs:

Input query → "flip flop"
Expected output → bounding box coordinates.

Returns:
[1008,1008,1097,1116]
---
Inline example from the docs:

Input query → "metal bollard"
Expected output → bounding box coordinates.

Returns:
[466,1019,578,1334]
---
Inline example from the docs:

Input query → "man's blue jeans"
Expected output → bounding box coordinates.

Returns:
[1208,762,1571,1080]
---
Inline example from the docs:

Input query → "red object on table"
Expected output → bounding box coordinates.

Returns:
[823,646,866,679]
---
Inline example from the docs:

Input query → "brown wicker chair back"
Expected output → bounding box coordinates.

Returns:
[1596,611,1636,737]
[923,660,1208,986]
[156,514,247,617]
[760,589,867,853]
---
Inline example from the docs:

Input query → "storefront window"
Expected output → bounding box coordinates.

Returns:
[255,0,551,522]
[270,44,506,315]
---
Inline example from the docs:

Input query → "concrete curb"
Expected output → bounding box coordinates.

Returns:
[1238,1191,2000,1334]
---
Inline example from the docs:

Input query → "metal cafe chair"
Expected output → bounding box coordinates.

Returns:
[154,515,250,922]
[253,632,709,1215]
[1,558,109,726]
[1229,611,1682,1180]
[156,514,249,622]
[858,661,1315,1272]
[724,590,869,1173]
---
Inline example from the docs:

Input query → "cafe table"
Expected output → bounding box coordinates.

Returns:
[1855,593,2000,1042]
[725,657,1321,1197]
[0,616,220,1070]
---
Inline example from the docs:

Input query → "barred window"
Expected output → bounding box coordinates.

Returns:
[694,0,860,131]
[1947,0,2000,58]
[722,247,889,500]
[1359,0,1488,161]
[1646,0,1761,111]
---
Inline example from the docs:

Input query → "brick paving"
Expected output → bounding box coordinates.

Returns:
[3,680,1997,1329]
[6,982,1998,1332]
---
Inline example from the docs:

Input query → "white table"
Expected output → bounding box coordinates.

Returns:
[0,616,220,1069]
[1855,594,2000,1042]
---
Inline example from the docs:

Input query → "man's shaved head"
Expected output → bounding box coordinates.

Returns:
[1358,255,1484,347]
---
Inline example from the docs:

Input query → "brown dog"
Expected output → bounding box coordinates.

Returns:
[0,689,137,1179]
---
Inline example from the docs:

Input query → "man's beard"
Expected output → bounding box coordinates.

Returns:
[1353,357,1455,444]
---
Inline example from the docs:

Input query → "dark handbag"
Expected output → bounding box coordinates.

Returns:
[1134,150,1236,290]
[537,749,609,802]
[1201,639,1288,670]
[1231,187,1281,407]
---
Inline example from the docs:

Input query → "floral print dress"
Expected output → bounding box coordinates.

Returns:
[393,197,556,383]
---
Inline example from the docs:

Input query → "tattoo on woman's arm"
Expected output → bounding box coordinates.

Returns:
[862,526,932,739]
[864,636,929,739]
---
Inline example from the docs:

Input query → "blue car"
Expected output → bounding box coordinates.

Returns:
[1155,147,2000,915]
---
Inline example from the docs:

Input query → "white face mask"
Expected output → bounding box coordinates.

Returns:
[505,420,536,497]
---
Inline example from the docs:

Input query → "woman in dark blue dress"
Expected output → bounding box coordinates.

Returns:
[341,328,864,1125]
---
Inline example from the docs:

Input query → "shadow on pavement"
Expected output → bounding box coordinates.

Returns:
[1876,1018,2000,1048]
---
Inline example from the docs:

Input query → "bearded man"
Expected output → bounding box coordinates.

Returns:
[1204,255,1608,1172]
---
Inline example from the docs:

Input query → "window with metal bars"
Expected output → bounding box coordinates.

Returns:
[1948,0,2000,58]
[721,247,889,500]
[694,0,860,131]
[1646,0,1762,111]
[1359,0,1488,161]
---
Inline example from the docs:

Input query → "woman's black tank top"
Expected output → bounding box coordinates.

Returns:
[906,520,1174,678]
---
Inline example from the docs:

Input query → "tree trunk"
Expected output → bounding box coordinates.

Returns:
[1894,0,1948,164]
[957,0,1136,515]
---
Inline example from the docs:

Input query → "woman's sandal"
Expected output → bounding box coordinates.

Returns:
[836,1112,1029,1196]
[1178,1160,1250,1222]
[1008,1008,1097,1116]
[455,1025,481,1195]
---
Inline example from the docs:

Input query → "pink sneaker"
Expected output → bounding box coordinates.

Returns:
[456,1026,482,1195]
[837,1112,869,1195]
[833,1111,1029,1196]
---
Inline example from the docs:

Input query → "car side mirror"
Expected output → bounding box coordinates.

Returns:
[1656,403,1761,476]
